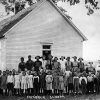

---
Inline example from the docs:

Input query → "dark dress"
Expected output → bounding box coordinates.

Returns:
[1,75,7,90]
[46,60,53,70]
[78,62,84,73]
[39,72,46,90]
[18,62,26,71]
[65,61,72,71]
[26,60,34,70]
[33,76,39,95]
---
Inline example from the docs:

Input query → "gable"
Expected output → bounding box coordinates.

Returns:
[0,0,87,41]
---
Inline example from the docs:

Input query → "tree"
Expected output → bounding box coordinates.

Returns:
[0,0,99,16]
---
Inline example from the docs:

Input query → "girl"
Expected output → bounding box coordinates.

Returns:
[73,72,80,95]
[33,72,39,96]
[1,71,7,96]
[93,74,99,94]
[79,74,87,94]
[21,71,28,95]
[72,56,78,72]
[67,72,73,94]
[7,71,14,96]
[78,58,84,73]
[0,70,2,95]
[52,57,61,72]
[59,56,66,72]
[39,70,46,95]
[27,71,33,95]
[52,72,59,95]
[14,71,21,95]
[87,73,94,94]
[64,70,71,94]
[45,71,53,95]
[65,57,72,71]
[58,72,64,95]
[41,56,47,70]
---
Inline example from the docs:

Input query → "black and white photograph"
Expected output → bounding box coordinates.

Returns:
[0,0,100,100]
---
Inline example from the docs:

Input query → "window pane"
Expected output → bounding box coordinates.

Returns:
[43,45,51,49]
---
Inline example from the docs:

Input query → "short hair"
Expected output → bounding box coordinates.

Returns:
[28,55,31,58]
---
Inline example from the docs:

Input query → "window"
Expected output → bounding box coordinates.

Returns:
[42,45,51,49]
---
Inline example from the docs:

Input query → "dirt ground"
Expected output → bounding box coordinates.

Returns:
[0,94,100,100]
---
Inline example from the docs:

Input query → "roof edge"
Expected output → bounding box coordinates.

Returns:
[2,0,46,36]
[47,0,88,41]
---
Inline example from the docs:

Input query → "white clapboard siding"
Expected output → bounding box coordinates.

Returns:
[4,0,83,70]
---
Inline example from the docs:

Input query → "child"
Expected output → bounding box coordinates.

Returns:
[45,71,53,95]
[1,71,7,96]
[67,72,73,94]
[72,56,78,72]
[7,71,14,96]
[21,71,28,95]
[52,72,59,95]
[59,56,66,72]
[33,72,39,96]
[41,56,47,70]
[58,72,64,95]
[79,74,87,94]
[78,58,84,73]
[87,73,94,94]
[0,70,2,95]
[39,70,46,95]
[14,71,21,95]
[73,72,79,95]
[27,71,33,95]
[93,74,99,94]
[64,70,71,94]
[65,57,72,71]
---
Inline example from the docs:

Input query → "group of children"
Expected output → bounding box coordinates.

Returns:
[0,55,100,97]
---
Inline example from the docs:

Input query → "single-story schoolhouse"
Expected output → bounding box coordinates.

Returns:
[0,0,87,70]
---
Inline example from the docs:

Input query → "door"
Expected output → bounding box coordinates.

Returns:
[42,50,51,60]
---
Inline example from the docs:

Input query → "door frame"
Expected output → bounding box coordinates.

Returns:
[40,42,53,59]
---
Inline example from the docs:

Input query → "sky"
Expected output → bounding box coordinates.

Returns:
[0,1,100,61]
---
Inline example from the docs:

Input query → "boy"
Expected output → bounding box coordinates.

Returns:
[7,71,14,96]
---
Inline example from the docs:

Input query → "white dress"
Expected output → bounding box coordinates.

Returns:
[59,60,66,72]
[45,75,53,90]
[21,75,28,90]
[14,75,20,89]
[42,60,47,70]
[27,75,33,89]
[64,71,71,86]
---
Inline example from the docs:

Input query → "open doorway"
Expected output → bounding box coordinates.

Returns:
[42,45,51,60]
[42,50,51,60]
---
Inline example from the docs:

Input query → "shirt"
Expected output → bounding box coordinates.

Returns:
[87,76,93,82]
[26,60,34,70]
[46,75,53,83]
[18,62,26,71]
[34,60,42,72]
[72,61,78,67]
[7,75,14,83]
[42,60,47,69]
[65,61,72,71]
